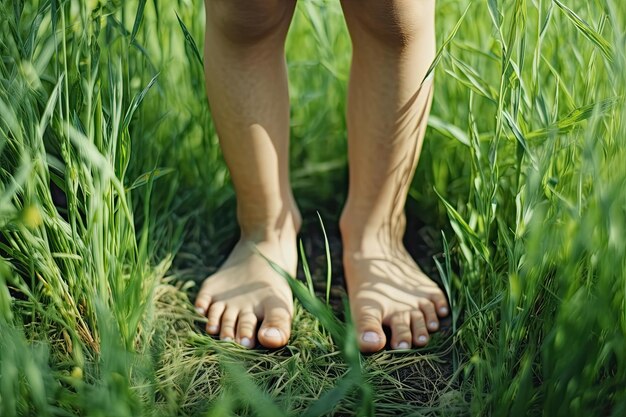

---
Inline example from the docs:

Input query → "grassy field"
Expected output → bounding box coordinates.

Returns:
[1,0,625,416]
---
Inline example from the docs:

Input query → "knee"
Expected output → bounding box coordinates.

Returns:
[342,0,434,48]
[205,0,294,44]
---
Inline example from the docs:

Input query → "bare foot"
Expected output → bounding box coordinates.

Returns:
[194,213,299,349]
[343,236,449,353]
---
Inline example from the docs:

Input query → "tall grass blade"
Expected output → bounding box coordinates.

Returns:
[262,249,344,343]
[317,212,332,305]
[131,0,147,44]
[553,0,614,61]
[123,73,159,131]
[424,3,471,82]
[176,12,204,67]
[299,238,315,294]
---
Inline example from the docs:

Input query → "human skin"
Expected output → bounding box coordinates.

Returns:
[194,0,450,352]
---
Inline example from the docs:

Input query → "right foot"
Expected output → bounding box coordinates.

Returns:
[195,212,299,349]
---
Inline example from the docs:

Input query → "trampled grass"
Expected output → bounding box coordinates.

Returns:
[1,0,625,416]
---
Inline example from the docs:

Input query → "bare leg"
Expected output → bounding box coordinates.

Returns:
[340,0,449,352]
[195,0,299,349]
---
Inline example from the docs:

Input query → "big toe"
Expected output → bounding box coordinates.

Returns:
[257,305,291,349]
[355,308,386,353]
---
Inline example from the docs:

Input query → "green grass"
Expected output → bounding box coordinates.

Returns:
[1,0,625,416]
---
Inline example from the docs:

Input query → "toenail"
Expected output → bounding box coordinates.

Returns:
[207,325,218,333]
[362,332,381,343]
[222,337,233,342]
[263,328,282,339]
[397,341,410,349]
[429,321,438,329]
[418,335,428,343]
[439,307,449,316]
[240,337,253,348]
[195,307,205,315]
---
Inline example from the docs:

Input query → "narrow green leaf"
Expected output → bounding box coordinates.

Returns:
[317,212,332,305]
[487,0,502,31]
[259,247,345,343]
[428,115,470,146]
[122,73,159,131]
[526,97,619,140]
[553,0,613,61]
[502,110,533,161]
[434,188,490,262]
[152,0,159,27]
[423,3,471,82]
[50,0,59,32]
[175,12,203,67]
[126,168,174,191]
[299,239,315,295]
[130,0,147,44]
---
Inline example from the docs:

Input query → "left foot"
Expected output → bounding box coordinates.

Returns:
[342,233,449,353]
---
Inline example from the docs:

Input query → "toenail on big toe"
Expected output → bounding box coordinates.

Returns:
[263,328,282,339]
[362,332,381,343]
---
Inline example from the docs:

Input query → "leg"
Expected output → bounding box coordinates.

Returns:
[195,0,299,349]
[339,0,449,352]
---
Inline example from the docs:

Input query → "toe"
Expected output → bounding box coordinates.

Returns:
[236,309,258,349]
[206,302,225,334]
[429,292,449,317]
[219,308,238,341]
[411,311,430,347]
[355,307,386,353]
[419,300,439,332]
[389,311,412,350]
[195,285,212,316]
[258,305,291,349]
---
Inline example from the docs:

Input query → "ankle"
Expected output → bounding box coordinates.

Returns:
[289,203,302,232]
[340,212,405,253]
[238,205,301,242]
